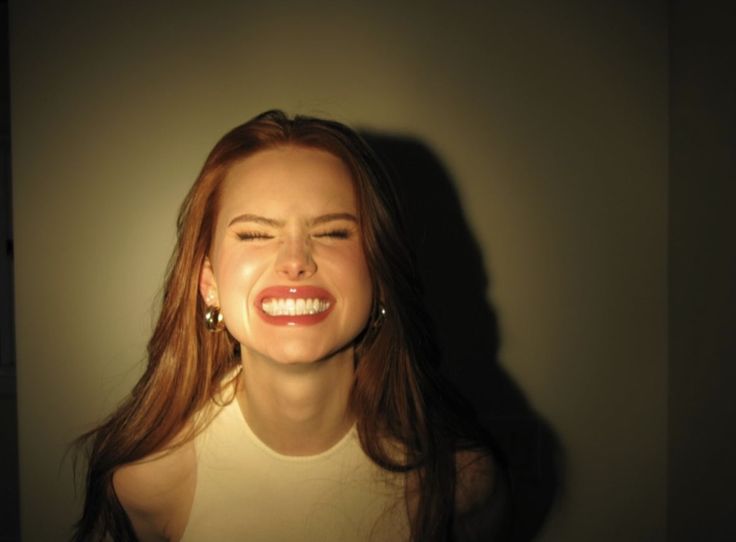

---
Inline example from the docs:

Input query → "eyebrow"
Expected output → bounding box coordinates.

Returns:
[311,212,358,226]
[228,214,284,228]
[227,212,358,228]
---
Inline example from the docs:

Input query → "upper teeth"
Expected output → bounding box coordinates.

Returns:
[262,298,331,316]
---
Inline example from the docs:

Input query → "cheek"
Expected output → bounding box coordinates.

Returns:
[215,251,268,328]
[338,249,374,320]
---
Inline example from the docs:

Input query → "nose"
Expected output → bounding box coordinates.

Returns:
[275,237,317,280]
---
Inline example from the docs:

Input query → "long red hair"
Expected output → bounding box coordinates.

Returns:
[74,110,491,541]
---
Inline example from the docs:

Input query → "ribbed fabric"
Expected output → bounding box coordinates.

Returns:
[181,396,410,541]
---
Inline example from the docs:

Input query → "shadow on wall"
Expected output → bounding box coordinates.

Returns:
[362,132,562,542]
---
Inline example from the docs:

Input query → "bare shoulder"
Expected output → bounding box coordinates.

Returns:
[454,449,511,541]
[113,432,197,542]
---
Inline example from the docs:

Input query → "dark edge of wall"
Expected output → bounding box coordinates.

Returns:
[668,1,736,540]
[0,0,19,539]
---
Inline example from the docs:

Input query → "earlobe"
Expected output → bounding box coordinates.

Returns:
[199,257,220,307]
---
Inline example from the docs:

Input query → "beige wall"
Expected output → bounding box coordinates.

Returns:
[10,2,667,540]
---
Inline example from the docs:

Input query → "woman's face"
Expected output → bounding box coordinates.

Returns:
[200,145,373,365]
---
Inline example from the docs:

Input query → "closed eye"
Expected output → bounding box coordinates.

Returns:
[237,232,274,241]
[314,229,351,239]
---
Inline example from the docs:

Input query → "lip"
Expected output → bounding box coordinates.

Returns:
[254,285,336,326]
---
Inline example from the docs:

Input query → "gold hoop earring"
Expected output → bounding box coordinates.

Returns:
[204,305,225,332]
[371,303,387,329]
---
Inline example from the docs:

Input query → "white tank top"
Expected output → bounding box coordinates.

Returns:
[181,396,411,541]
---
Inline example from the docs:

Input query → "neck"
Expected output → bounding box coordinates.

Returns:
[237,347,356,456]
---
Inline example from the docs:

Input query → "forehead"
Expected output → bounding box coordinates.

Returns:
[218,146,357,218]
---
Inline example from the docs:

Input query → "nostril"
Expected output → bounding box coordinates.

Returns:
[275,241,317,278]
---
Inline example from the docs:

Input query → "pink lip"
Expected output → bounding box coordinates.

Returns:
[254,285,336,326]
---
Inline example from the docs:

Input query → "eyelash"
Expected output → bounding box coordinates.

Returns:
[236,230,351,241]
[315,229,351,239]
[237,232,273,241]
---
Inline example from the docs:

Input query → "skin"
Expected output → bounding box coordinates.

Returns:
[113,146,506,541]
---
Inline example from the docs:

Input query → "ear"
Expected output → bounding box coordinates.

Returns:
[199,257,220,307]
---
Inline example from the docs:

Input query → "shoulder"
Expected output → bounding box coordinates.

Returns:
[113,434,197,542]
[453,448,511,541]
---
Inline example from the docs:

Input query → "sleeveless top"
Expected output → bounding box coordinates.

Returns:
[180,394,411,541]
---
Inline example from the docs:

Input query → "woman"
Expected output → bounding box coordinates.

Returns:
[74,110,509,541]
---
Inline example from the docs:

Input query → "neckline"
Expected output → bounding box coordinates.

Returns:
[228,385,357,463]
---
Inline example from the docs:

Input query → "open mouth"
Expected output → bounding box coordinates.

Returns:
[255,286,336,325]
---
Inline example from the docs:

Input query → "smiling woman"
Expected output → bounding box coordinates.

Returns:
[202,147,373,370]
[73,111,510,541]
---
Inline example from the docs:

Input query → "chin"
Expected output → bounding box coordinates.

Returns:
[248,336,354,366]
